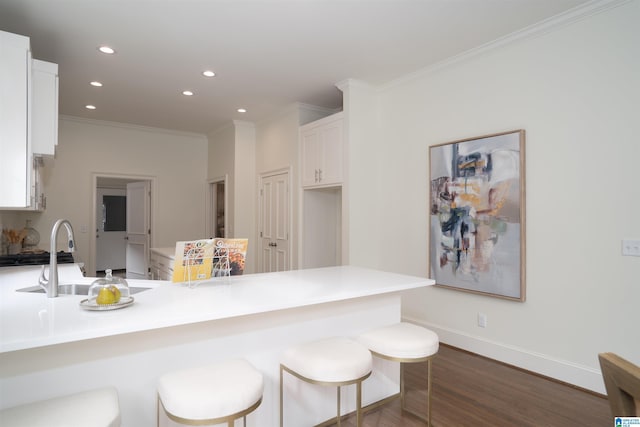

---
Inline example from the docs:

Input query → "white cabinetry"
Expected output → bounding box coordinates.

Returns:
[0,31,31,208]
[150,247,175,280]
[31,59,58,156]
[299,112,347,269]
[300,112,343,188]
[0,31,58,210]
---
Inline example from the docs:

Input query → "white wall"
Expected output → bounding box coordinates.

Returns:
[233,121,257,273]
[207,120,258,274]
[25,117,208,274]
[208,122,236,238]
[347,1,640,393]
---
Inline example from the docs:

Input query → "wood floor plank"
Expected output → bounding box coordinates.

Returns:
[329,344,611,427]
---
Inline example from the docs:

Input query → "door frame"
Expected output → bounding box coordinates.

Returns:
[206,175,228,238]
[257,167,292,273]
[89,173,155,277]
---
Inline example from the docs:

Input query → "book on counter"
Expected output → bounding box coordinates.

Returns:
[172,238,248,283]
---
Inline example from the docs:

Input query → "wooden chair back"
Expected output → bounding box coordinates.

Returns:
[598,352,640,417]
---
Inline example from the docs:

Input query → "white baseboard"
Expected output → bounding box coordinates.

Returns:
[403,316,606,394]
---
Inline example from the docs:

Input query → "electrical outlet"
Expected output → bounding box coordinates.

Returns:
[477,312,487,328]
[622,239,640,257]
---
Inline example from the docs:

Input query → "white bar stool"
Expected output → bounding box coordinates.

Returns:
[280,337,372,427]
[358,322,439,426]
[157,358,263,427]
[0,386,121,427]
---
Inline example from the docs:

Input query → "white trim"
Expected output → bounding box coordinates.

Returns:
[380,0,632,92]
[59,115,207,140]
[403,315,606,394]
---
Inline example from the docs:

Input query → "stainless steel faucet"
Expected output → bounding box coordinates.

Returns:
[39,219,76,297]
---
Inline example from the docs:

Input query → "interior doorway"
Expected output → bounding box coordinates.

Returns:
[90,174,154,278]
[259,168,291,273]
[207,175,228,238]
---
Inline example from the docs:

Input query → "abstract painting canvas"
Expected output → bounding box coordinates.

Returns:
[429,130,525,301]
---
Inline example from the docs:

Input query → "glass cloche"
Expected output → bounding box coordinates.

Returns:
[88,269,130,305]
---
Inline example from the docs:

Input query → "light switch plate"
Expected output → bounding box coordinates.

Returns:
[477,312,487,328]
[622,239,640,257]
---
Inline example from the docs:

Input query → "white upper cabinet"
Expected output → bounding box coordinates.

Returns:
[300,112,344,188]
[32,59,58,156]
[0,30,31,208]
[0,30,58,210]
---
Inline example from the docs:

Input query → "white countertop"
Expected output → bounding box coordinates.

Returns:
[0,264,433,353]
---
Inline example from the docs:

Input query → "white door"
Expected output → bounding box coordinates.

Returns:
[95,188,126,271]
[126,181,150,279]
[260,172,289,272]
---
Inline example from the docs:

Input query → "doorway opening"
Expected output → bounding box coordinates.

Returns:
[90,174,154,278]
[207,175,228,238]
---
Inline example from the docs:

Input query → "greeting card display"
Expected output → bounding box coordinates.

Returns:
[172,238,248,284]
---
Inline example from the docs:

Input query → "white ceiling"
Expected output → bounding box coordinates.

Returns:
[0,0,590,134]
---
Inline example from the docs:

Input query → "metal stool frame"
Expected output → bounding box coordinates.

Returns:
[158,394,262,427]
[280,363,372,427]
[367,350,437,426]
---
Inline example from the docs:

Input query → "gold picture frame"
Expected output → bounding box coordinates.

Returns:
[429,130,526,301]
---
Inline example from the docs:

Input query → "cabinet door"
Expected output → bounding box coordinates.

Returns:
[32,59,58,156]
[0,31,31,208]
[300,113,344,189]
[317,120,343,186]
[301,128,320,187]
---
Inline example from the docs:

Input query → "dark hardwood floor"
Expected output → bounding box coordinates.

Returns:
[330,344,611,427]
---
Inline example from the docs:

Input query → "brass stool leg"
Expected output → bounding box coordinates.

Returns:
[336,386,341,427]
[356,380,363,427]
[400,358,433,426]
[427,358,432,427]
[280,365,284,427]
[400,362,407,412]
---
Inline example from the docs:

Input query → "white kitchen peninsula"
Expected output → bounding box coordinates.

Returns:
[0,265,433,426]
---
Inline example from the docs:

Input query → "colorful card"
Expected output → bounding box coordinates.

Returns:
[172,239,214,283]
[172,238,248,282]
[212,238,248,277]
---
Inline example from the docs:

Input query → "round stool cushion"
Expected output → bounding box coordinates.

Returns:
[358,322,439,359]
[282,337,372,383]
[0,387,120,427]
[157,358,263,421]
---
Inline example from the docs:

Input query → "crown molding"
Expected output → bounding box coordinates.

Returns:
[59,115,207,140]
[335,78,373,93]
[380,0,631,92]
[233,120,255,129]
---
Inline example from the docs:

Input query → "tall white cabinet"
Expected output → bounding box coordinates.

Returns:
[0,31,31,208]
[0,30,58,210]
[299,112,346,268]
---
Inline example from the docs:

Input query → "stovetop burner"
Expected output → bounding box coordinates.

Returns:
[0,251,74,267]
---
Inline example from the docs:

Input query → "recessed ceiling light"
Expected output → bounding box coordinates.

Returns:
[86,105,96,110]
[90,81,103,87]
[182,90,194,96]
[202,70,215,77]
[237,108,247,113]
[98,46,115,54]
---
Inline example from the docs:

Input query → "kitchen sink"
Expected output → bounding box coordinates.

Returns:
[16,284,151,295]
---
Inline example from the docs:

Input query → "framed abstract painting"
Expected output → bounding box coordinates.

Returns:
[429,130,526,301]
